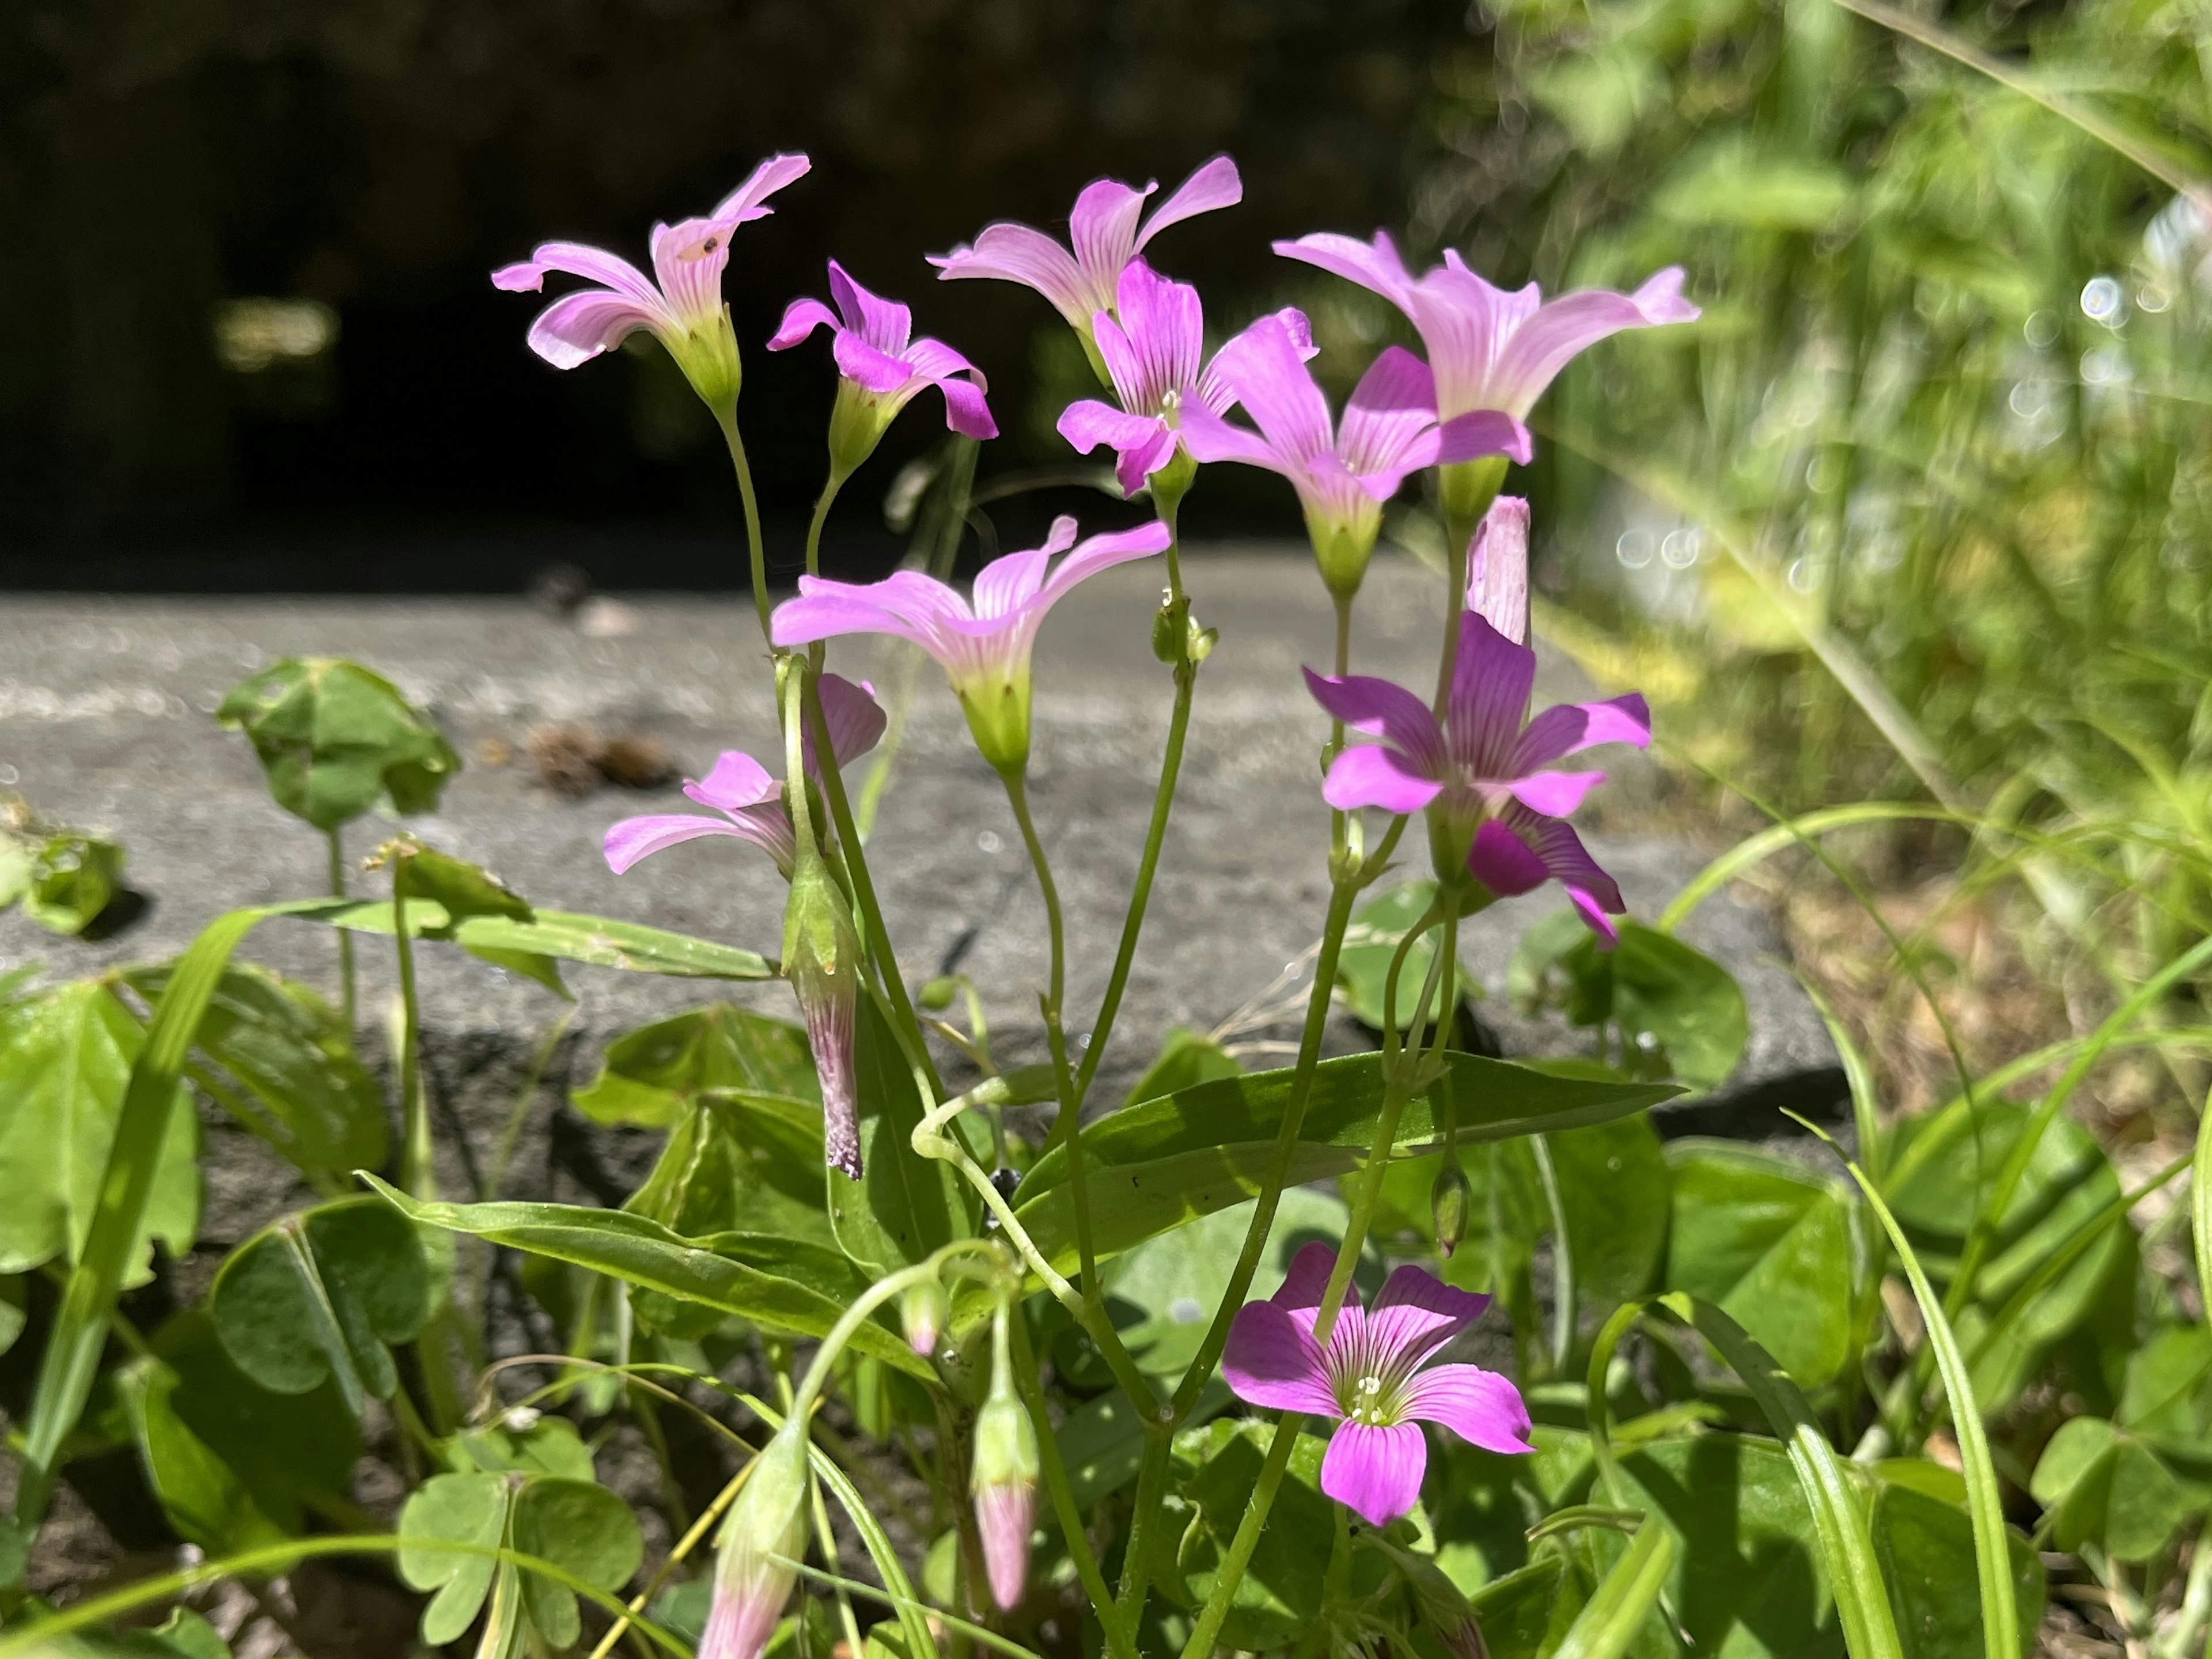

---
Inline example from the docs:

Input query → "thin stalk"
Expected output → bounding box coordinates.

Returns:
[1009,1304,1137,1659]
[327,827,354,1032]
[804,474,842,581]
[1434,508,1476,712]
[714,405,772,644]
[1071,499,1195,1107]
[804,674,941,1099]
[392,869,430,1200]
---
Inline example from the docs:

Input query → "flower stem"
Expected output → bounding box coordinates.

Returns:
[804,474,842,581]
[1008,1302,1138,1659]
[714,404,772,645]
[392,869,430,1202]
[1434,505,1478,715]
[802,673,941,1099]
[1001,773,1065,1016]
[327,827,354,1033]
[1072,499,1195,1108]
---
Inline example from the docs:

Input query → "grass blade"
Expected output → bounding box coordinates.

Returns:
[1550,1517,1676,1659]
[1661,1294,1904,1659]
[1794,1115,2020,1659]
[2196,1085,2212,1325]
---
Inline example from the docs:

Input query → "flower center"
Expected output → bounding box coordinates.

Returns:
[1347,1373,1394,1426]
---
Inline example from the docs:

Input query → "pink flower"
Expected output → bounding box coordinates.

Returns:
[1176,314,1532,596]
[1055,257,1315,498]
[492,153,810,411]
[1304,611,1649,940]
[1275,231,1699,425]
[1467,496,1531,645]
[1223,1243,1532,1527]
[770,514,1171,775]
[768,259,996,475]
[600,673,884,880]
[930,156,1243,344]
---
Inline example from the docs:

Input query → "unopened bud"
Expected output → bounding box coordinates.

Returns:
[1402,1548,1490,1659]
[701,1421,811,1659]
[919,975,958,1012]
[970,1313,1040,1611]
[1430,1157,1473,1260]
[782,858,865,1180]
[1466,495,1530,646]
[900,1279,948,1358]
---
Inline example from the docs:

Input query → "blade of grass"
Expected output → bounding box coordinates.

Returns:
[1549,1517,1677,1659]
[1793,1112,2019,1659]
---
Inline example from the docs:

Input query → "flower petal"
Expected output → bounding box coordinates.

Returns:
[1506,769,1604,817]
[1486,270,1700,416]
[827,260,913,357]
[524,290,667,369]
[1513,694,1653,771]
[710,151,812,223]
[493,241,662,308]
[772,582,937,652]
[603,814,774,876]
[1323,745,1446,815]
[1057,399,1167,458]
[1138,155,1243,245]
[1035,520,1173,605]
[1467,497,1531,645]
[1175,402,1288,472]
[1365,1265,1494,1372]
[686,751,780,810]
[1273,230,1418,309]
[1101,259,1203,414]
[1209,314,1335,465]
[1401,1363,1534,1455]
[810,673,887,772]
[1320,1421,1428,1527]
[1445,612,1537,776]
[1465,818,1548,898]
[1070,177,1154,296]
[1271,1240,1336,1327]
[1506,808,1627,923]
[972,550,1052,622]
[1301,668,1446,771]
[1404,266,1535,420]
[934,372,998,440]
[767,296,842,353]
[832,330,918,397]
[1222,1301,1340,1417]
[929,224,1090,326]
[1435,409,1534,467]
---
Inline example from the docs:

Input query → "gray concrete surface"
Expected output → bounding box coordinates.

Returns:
[0,548,1840,1249]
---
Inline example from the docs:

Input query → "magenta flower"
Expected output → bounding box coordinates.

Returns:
[1176,314,1532,597]
[601,673,884,880]
[1055,257,1316,498]
[1223,1243,1532,1527]
[1467,495,1532,645]
[768,260,997,476]
[1305,611,1650,939]
[492,153,810,411]
[770,514,1171,775]
[1275,232,1698,426]
[930,156,1243,347]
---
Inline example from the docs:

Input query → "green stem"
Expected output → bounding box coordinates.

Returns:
[1007,1306,1135,1659]
[327,827,354,1033]
[714,405,772,645]
[1002,774,1066,1016]
[804,674,942,1100]
[1434,507,1479,715]
[392,868,430,1200]
[1072,501,1195,1108]
[804,474,843,581]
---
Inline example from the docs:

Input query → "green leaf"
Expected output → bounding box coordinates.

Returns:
[294,896,774,980]
[1123,1026,1244,1108]
[397,1471,509,1645]
[153,1308,360,1535]
[1017,1049,1677,1199]
[510,1476,645,1648]
[573,1003,820,1128]
[1653,135,1855,231]
[0,1277,24,1357]
[0,980,198,1283]
[125,963,387,1177]
[1464,1557,1582,1659]
[2028,1415,2199,1562]
[365,1177,932,1380]
[217,657,459,829]
[1514,915,1749,1089]
[448,1414,600,1481]
[1663,1140,1854,1384]
[1550,1115,1671,1302]
[626,1094,836,1259]
[209,1195,433,1415]
[1336,881,1476,1033]
[113,1355,286,1556]
[18,832,127,937]
[1869,1464,2045,1658]
[829,995,969,1274]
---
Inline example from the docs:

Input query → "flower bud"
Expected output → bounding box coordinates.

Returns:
[900,1279,948,1359]
[969,1314,1040,1611]
[701,1421,812,1659]
[1430,1156,1473,1260]
[1466,495,1530,646]
[782,857,865,1180]
[1402,1548,1490,1659]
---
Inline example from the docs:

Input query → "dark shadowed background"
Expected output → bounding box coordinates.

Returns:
[2,0,1508,589]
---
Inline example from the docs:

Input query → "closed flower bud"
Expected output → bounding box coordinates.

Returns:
[1430,1156,1473,1260]
[702,1421,812,1659]
[900,1278,948,1359]
[1402,1548,1490,1659]
[970,1312,1040,1611]
[782,857,865,1180]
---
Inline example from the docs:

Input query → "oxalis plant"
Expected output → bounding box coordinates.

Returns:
[9,147,2200,1659]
